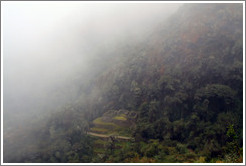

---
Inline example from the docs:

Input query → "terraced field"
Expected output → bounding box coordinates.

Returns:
[87,109,137,157]
[89,110,137,137]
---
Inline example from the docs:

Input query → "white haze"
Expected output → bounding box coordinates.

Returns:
[2,2,182,131]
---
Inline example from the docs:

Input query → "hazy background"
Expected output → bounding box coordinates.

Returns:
[2,2,182,132]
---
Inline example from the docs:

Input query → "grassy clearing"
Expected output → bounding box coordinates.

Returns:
[93,117,117,126]
[91,127,109,133]
[93,139,107,154]
[90,113,133,137]
[94,139,107,145]
[94,148,106,154]
[113,114,127,121]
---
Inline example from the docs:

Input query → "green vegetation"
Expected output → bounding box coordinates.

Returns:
[113,114,127,121]
[89,110,134,138]
[3,4,243,163]
[90,127,109,134]
[93,117,116,126]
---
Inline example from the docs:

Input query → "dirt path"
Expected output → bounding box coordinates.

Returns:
[87,132,133,140]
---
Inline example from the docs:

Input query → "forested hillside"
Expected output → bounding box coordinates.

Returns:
[3,3,243,163]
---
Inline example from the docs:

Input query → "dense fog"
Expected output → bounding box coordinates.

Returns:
[2,2,182,135]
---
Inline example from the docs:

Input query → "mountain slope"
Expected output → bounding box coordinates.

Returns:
[81,3,243,162]
[3,3,243,163]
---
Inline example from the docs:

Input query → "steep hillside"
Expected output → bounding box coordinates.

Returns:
[81,3,243,162]
[3,3,243,163]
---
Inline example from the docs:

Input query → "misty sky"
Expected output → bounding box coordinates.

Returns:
[2,2,182,127]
